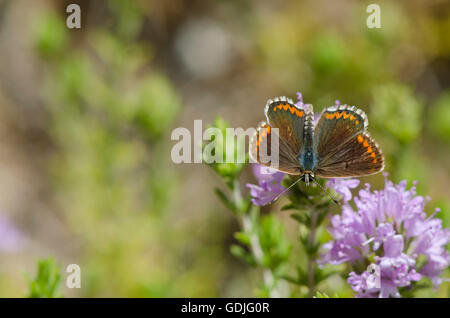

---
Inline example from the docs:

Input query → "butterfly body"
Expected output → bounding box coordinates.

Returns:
[250,96,384,184]
[298,144,316,185]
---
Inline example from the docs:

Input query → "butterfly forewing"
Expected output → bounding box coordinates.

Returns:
[264,96,307,158]
[250,96,310,175]
[250,122,302,174]
[314,105,384,177]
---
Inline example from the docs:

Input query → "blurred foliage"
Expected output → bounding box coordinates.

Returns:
[429,91,450,142]
[370,83,429,191]
[314,291,339,298]
[280,177,336,297]
[204,118,291,297]
[34,12,69,58]
[27,259,62,298]
[203,118,247,187]
[371,83,424,146]
[258,214,291,271]
[231,212,291,273]
[34,3,189,297]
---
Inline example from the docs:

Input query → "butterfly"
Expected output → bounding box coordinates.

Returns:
[250,96,384,187]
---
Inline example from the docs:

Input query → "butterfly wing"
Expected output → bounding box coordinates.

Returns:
[250,121,301,174]
[313,105,384,178]
[250,96,311,175]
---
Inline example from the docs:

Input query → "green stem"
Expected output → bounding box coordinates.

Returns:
[242,213,278,296]
[231,178,286,297]
[232,178,244,213]
[306,207,318,297]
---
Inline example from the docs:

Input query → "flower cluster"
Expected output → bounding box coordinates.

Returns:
[245,91,449,297]
[246,164,285,206]
[326,178,360,203]
[247,164,358,206]
[322,174,450,297]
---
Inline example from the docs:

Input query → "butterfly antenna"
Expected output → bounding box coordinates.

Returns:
[268,177,303,205]
[311,177,341,206]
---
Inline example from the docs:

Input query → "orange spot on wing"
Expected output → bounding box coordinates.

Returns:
[363,140,369,148]
[289,106,296,114]
[296,110,304,117]
[335,112,343,119]
[373,159,377,164]
[357,135,364,143]
[370,152,376,158]
[277,105,283,110]
[349,115,355,121]
[367,146,373,153]
[325,112,335,120]
[355,120,359,125]
[273,107,277,111]
[283,104,289,111]
[343,112,350,119]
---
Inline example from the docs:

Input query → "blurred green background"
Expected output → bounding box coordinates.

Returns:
[0,0,448,297]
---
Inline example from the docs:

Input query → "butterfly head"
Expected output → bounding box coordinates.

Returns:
[300,171,314,186]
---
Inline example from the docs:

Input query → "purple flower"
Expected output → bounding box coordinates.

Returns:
[296,92,304,107]
[246,164,286,206]
[326,178,360,203]
[0,215,24,252]
[320,174,450,297]
[296,92,320,124]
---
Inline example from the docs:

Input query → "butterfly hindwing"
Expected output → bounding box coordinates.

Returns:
[314,105,384,177]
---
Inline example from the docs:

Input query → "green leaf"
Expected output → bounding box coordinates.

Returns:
[27,258,62,298]
[230,245,256,266]
[315,268,336,284]
[290,212,310,225]
[314,291,339,298]
[314,291,330,298]
[281,203,308,212]
[258,215,292,270]
[295,266,308,286]
[316,207,331,227]
[204,117,246,180]
[280,274,301,285]
[234,232,250,246]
